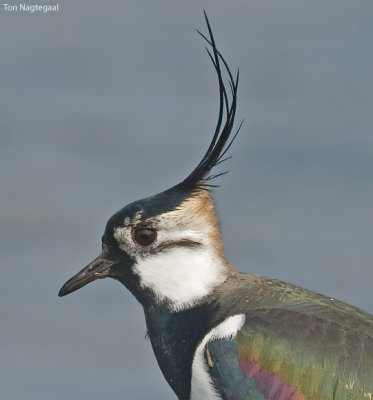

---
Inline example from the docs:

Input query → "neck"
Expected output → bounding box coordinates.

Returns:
[143,297,221,400]
[139,272,251,400]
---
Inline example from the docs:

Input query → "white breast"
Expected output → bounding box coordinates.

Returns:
[190,314,246,400]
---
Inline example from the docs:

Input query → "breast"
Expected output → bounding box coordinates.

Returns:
[190,314,246,400]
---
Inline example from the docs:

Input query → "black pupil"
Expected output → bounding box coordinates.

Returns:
[134,228,156,245]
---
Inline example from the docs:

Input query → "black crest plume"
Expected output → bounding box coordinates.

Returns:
[178,11,242,190]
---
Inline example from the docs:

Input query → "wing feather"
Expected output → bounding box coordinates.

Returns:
[204,274,373,400]
[236,308,373,400]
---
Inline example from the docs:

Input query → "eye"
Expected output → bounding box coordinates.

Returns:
[133,228,157,246]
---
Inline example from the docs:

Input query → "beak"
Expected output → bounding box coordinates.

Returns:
[58,254,115,297]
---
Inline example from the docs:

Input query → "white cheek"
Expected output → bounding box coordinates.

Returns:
[133,247,226,311]
[157,228,207,244]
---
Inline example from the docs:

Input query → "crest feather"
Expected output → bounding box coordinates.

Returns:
[179,11,242,190]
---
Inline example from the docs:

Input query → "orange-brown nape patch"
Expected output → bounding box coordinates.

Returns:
[166,189,228,262]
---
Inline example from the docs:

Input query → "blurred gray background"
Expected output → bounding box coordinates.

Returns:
[1,1,372,399]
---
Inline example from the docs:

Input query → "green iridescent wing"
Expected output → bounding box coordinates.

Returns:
[207,276,373,400]
[236,306,373,400]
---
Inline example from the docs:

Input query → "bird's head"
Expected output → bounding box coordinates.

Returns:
[58,13,241,312]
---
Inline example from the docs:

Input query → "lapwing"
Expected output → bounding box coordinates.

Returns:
[59,13,373,400]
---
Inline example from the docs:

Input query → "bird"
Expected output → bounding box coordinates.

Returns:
[59,12,373,400]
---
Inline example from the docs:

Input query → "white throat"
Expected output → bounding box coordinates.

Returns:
[133,247,227,311]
